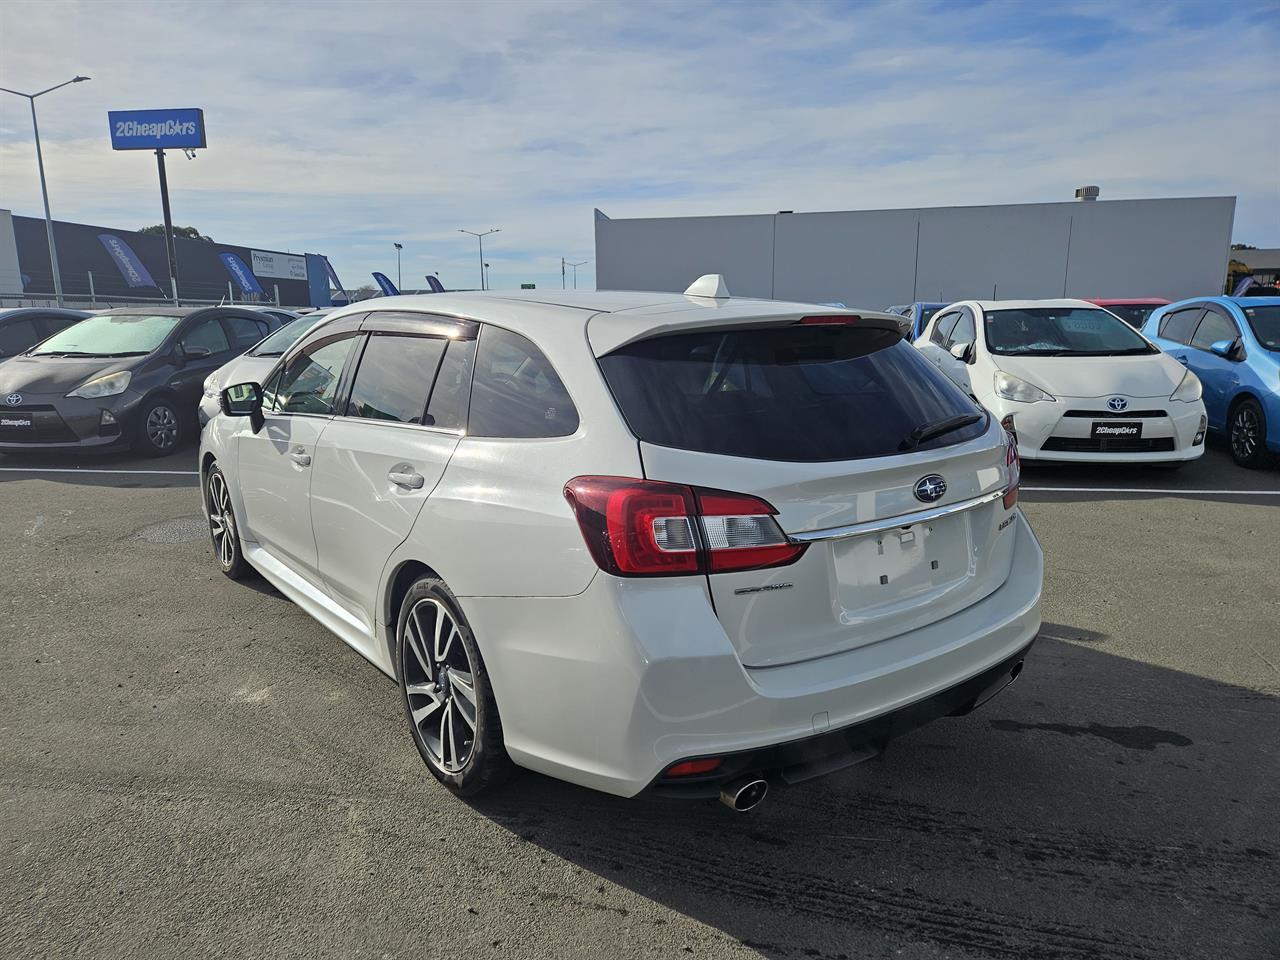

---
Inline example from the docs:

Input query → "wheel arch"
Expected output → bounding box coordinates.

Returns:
[383,558,446,666]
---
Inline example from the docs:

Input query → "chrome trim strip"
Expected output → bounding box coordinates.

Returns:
[786,488,1007,544]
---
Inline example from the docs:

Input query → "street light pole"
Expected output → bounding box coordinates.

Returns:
[458,228,499,290]
[567,259,589,290]
[0,76,91,305]
[393,242,403,289]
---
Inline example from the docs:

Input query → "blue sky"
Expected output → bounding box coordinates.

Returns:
[1,0,1276,294]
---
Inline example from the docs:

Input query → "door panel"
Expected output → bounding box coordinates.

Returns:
[237,414,330,588]
[311,422,460,633]
[1187,308,1242,428]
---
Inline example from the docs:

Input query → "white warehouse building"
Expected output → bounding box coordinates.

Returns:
[593,195,1236,306]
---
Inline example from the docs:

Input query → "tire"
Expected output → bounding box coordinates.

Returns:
[1228,398,1270,469]
[205,465,253,580]
[395,577,513,797]
[135,395,182,456]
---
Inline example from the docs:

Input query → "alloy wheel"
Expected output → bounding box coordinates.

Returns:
[147,404,179,450]
[402,598,479,774]
[207,472,237,568]
[1231,407,1259,461]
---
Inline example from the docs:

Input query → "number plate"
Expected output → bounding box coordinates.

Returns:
[1091,420,1142,439]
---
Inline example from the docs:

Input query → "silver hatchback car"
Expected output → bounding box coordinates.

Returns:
[201,279,1042,810]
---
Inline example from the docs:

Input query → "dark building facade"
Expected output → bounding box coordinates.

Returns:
[0,209,331,307]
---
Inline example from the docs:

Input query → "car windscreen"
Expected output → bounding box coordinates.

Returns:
[250,312,330,356]
[30,313,181,357]
[984,307,1156,356]
[597,325,988,462]
[1241,305,1280,352]
[1101,304,1159,328]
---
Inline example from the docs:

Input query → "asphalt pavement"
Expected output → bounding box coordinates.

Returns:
[1,442,1277,959]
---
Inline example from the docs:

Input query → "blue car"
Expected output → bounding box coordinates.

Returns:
[1142,296,1280,468]
[886,302,949,341]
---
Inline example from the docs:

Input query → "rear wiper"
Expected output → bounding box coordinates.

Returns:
[899,413,983,452]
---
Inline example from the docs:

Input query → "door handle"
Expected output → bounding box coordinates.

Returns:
[1176,355,1188,365]
[388,468,425,489]
[289,450,311,467]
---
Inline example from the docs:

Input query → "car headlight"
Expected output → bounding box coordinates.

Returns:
[66,370,131,399]
[203,372,221,400]
[993,370,1054,403]
[1170,369,1202,403]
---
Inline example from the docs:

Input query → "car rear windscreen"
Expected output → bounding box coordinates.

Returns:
[598,325,988,462]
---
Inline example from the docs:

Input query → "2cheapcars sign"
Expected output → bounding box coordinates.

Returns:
[108,108,206,150]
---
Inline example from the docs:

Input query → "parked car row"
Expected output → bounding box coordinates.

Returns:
[0,306,292,455]
[891,295,1278,469]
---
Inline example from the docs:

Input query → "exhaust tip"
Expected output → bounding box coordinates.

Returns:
[720,776,769,812]
[1010,659,1024,682]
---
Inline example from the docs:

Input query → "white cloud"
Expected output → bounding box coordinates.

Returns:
[1,0,1276,294]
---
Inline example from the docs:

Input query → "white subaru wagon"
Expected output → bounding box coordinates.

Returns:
[201,280,1043,810]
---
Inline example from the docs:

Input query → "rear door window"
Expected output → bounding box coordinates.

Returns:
[345,334,447,424]
[467,326,578,438]
[1159,307,1205,345]
[598,325,987,462]
[426,338,476,431]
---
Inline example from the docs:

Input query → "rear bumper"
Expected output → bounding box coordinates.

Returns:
[651,642,1031,799]
[461,509,1043,798]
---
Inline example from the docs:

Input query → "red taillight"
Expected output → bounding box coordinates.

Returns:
[798,314,862,325]
[696,488,807,573]
[564,478,806,578]
[663,757,723,778]
[1002,421,1021,510]
[563,477,699,576]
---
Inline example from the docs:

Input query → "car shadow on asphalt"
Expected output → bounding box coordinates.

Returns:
[466,635,1279,960]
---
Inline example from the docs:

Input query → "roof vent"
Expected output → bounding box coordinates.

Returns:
[684,274,731,298]
[1075,185,1100,202]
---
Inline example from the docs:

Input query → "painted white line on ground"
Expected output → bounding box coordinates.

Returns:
[0,467,198,476]
[1023,486,1280,495]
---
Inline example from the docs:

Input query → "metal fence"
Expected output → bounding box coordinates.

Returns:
[1,267,313,310]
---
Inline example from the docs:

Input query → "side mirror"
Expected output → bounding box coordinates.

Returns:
[181,343,213,360]
[220,382,264,433]
[950,340,975,363]
[1210,338,1245,362]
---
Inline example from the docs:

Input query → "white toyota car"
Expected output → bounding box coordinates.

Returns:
[200,279,1042,810]
[914,299,1206,463]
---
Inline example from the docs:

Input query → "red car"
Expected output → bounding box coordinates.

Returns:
[1086,298,1171,329]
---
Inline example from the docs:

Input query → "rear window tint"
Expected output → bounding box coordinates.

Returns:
[598,326,987,462]
[346,334,446,424]
[468,326,578,438]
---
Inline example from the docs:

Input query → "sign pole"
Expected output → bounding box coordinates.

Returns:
[154,148,180,299]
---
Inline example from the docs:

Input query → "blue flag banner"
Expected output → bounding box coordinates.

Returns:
[98,234,159,288]
[424,275,445,293]
[372,272,400,296]
[219,253,264,295]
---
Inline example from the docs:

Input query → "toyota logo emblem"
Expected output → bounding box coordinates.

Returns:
[1107,396,1128,412]
[913,474,947,503]
[4,393,21,407]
